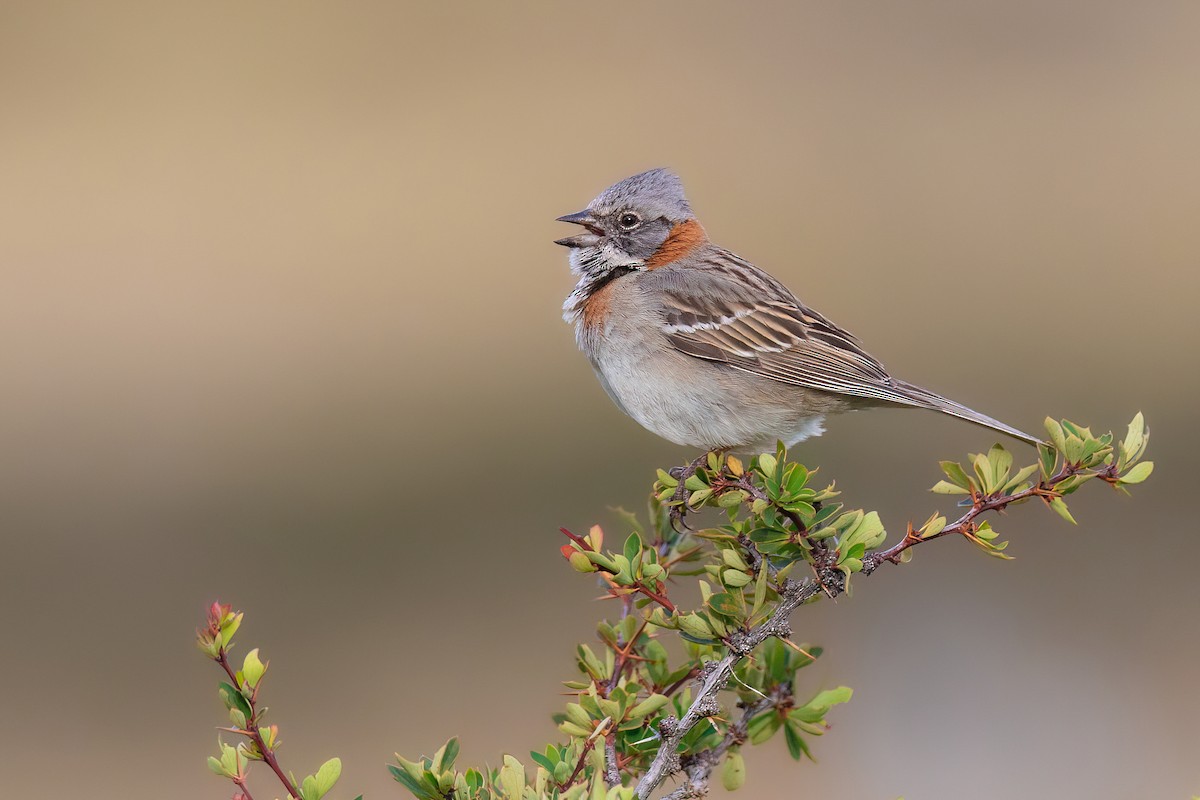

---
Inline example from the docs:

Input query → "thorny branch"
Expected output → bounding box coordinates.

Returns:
[634,457,1124,799]
[862,460,1105,572]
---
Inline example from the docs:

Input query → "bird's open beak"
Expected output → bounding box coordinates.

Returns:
[555,210,602,248]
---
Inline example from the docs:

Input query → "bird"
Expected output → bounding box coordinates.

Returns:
[556,168,1039,454]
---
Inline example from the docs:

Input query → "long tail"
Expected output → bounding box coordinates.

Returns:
[891,380,1042,446]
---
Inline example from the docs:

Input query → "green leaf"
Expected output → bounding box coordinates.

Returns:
[783,720,809,760]
[217,682,252,720]
[611,554,633,585]
[783,463,809,495]
[394,754,426,785]
[1038,443,1057,479]
[432,737,459,773]
[577,644,607,680]
[529,750,555,772]
[718,489,749,509]
[750,563,769,618]
[764,637,788,681]
[583,550,618,572]
[707,592,742,618]
[565,702,592,729]
[721,548,750,571]
[748,526,788,544]
[972,452,994,493]
[919,514,946,539]
[218,612,243,647]
[1045,418,1067,452]
[389,764,429,799]
[746,711,781,744]
[1119,461,1154,485]
[987,444,1012,489]
[499,755,525,798]
[798,686,853,716]
[849,511,886,550]
[1054,473,1096,495]
[721,750,746,791]
[1064,435,1085,465]
[722,568,753,588]
[560,720,593,738]
[1048,497,1077,525]
[241,648,266,689]
[756,453,778,477]
[1122,412,1148,465]
[931,480,969,495]
[315,758,342,798]
[1001,464,1039,494]
[627,694,670,719]
[939,460,973,489]
[1061,419,1090,440]
[676,613,714,640]
[218,742,241,776]
[623,533,641,565]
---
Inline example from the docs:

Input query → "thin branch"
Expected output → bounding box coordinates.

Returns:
[214,650,301,800]
[632,581,677,613]
[555,738,599,792]
[231,777,256,800]
[861,462,1087,572]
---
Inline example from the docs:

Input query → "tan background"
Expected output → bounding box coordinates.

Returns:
[1,1,1197,798]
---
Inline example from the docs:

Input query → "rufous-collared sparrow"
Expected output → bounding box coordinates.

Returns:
[557,168,1038,452]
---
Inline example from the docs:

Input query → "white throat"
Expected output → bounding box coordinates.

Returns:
[562,243,644,324]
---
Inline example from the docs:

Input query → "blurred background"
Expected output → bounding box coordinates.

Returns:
[2,1,1197,797]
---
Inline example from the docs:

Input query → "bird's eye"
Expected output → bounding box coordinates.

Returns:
[618,212,641,230]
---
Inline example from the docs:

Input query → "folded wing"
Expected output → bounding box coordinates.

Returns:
[652,250,1040,444]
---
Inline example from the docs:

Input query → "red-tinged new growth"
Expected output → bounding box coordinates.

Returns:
[200,602,347,800]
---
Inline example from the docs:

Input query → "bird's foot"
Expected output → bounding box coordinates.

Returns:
[668,451,722,532]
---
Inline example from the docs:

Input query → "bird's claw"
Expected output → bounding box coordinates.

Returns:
[667,452,715,533]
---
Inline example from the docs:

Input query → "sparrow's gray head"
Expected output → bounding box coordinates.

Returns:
[555,169,694,268]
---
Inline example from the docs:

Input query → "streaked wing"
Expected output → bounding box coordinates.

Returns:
[653,250,918,406]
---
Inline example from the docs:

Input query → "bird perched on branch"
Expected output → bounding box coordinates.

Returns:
[557,168,1038,453]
